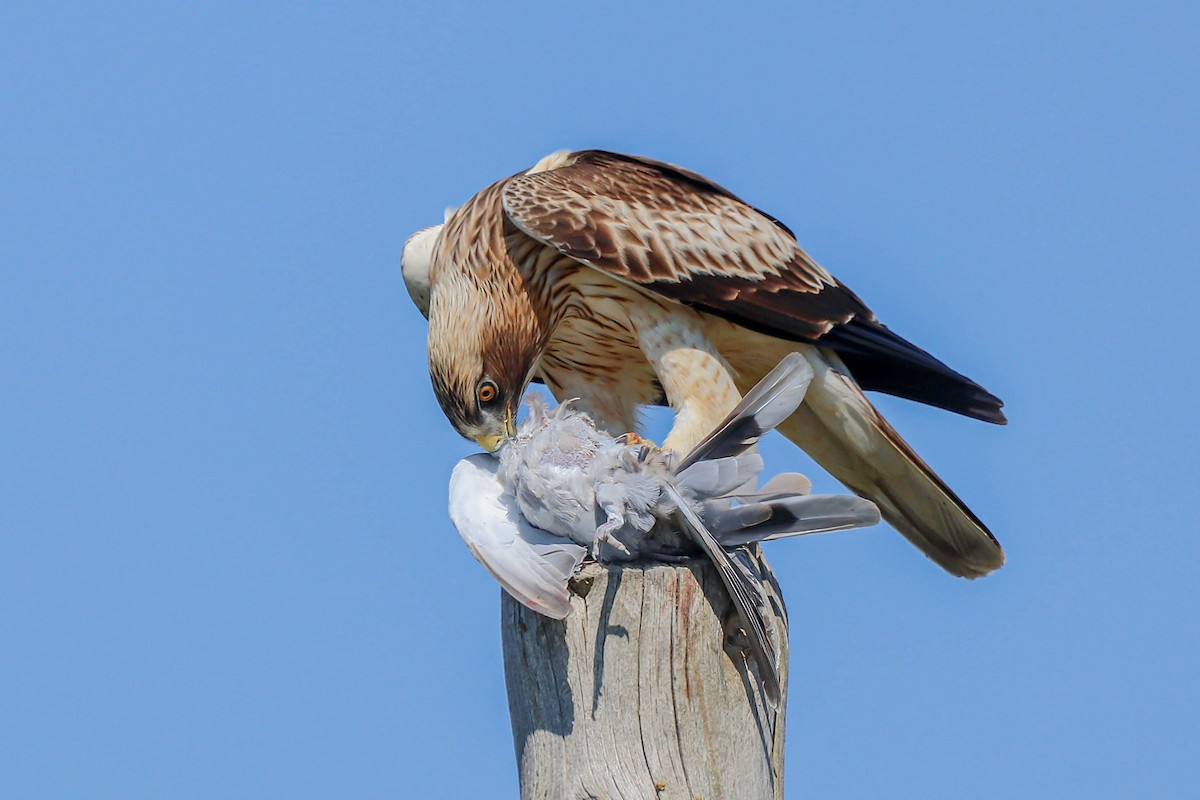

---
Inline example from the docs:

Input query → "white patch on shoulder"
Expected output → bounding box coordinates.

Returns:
[526,150,576,175]
[400,222,444,318]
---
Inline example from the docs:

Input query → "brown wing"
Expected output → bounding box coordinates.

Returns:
[502,150,1005,424]
[502,150,871,341]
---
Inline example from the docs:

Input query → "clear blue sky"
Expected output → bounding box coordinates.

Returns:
[2,2,1197,798]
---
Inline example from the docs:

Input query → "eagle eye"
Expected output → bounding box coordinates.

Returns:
[477,379,499,407]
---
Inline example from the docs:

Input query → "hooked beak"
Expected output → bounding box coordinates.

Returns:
[474,407,516,453]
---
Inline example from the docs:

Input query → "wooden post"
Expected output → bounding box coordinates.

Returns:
[501,550,788,800]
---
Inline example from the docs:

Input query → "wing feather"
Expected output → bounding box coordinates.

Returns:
[503,150,867,342]
[502,150,1005,424]
[664,481,781,707]
[449,455,586,619]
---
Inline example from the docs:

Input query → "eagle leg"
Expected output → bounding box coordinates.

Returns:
[625,302,744,454]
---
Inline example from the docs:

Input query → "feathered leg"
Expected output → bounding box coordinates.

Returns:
[626,302,744,453]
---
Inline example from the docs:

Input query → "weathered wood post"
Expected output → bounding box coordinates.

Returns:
[502,548,788,800]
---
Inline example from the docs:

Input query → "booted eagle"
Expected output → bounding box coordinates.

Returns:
[403,150,1006,577]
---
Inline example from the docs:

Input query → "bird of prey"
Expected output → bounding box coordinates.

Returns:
[406,149,1006,578]
[449,354,881,703]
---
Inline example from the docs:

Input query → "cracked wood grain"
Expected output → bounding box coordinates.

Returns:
[502,553,788,800]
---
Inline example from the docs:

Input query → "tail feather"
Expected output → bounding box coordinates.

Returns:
[781,352,1005,578]
[708,494,881,546]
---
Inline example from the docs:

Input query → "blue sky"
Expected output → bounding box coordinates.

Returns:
[2,2,1197,797]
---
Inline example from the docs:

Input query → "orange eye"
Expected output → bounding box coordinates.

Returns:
[477,380,498,405]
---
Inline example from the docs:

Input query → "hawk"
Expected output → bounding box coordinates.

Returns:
[403,150,1006,577]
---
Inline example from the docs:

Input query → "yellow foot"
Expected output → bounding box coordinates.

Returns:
[620,432,658,448]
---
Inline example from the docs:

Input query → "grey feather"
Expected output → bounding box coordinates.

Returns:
[664,480,782,706]
[674,452,763,497]
[758,471,812,496]
[710,493,883,545]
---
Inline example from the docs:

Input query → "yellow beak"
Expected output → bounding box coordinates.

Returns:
[474,433,504,453]
[474,408,516,453]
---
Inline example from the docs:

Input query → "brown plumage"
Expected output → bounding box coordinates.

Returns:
[417,149,1006,577]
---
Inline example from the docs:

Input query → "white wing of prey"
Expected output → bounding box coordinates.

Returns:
[448,454,586,620]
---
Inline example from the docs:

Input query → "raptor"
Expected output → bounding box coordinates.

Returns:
[403,150,1006,577]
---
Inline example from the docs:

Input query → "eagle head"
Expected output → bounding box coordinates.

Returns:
[426,257,547,453]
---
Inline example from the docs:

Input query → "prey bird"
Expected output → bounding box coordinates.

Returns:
[449,354,881,704]
[408,149,1006,577]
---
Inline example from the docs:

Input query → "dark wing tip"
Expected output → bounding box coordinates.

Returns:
[824,318,1008,425]
[971,400,1008,426]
